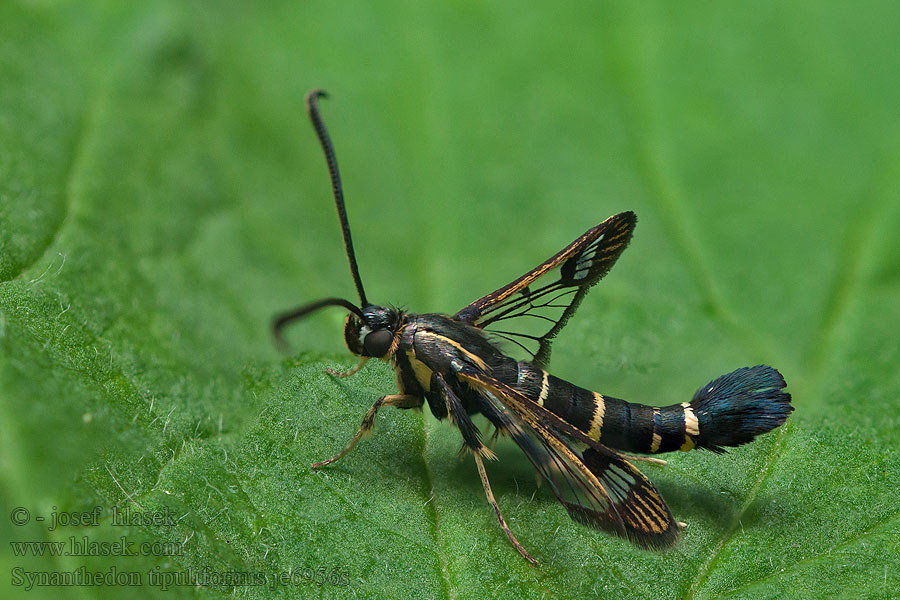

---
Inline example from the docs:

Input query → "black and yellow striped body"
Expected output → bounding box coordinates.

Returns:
[282,95,794,559]
[512,362,698,454]
[395,312,791,456]
[396,313,699,455]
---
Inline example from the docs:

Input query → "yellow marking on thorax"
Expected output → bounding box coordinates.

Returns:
[649,408,662,453]
[587,392,606,440]
[416,331,489,371]
[405,349,433,392]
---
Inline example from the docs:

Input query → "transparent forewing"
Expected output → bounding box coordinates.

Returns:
[479,387,625,537]
[460,369,678,548]
[454,212,636,367]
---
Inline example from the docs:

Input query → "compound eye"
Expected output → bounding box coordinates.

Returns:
[363,329,394,357]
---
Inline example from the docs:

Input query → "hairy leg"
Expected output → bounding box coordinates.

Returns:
[312,394,420,469]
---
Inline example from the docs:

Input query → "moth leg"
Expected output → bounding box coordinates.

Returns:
[431,372,496,460]
[618,453,667,466]
[473,451,538,566]
[312,394,420,469]
[432,372,536,561]
[326,357,369,378]
[487,425,502,449]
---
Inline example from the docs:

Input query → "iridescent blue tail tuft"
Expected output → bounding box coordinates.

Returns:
[690,365,792,452]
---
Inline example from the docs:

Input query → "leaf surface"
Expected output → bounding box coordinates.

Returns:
[2,2,899,599]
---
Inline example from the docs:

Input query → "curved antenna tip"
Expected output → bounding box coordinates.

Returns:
[271,320,293,354]
[303,88,370,308]
[306,89,329,104]
[271,297,365,353]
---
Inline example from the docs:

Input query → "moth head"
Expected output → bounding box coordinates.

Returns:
[271,91,399,360]
[344,305,400,358]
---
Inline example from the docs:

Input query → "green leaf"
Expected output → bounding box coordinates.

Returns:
[2,1,899,599]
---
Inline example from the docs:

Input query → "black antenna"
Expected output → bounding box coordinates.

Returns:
[306,89,369,307]
[272,297,365,352]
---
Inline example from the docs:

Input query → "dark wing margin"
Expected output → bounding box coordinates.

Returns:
[454,212,636,368]
[457,368,679,549]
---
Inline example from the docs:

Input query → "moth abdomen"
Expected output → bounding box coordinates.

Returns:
[514,362,792,455]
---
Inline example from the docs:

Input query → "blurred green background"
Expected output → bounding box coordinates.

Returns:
[2,1,898,598]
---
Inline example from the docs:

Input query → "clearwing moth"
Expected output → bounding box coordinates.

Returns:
[273,90,793,565]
